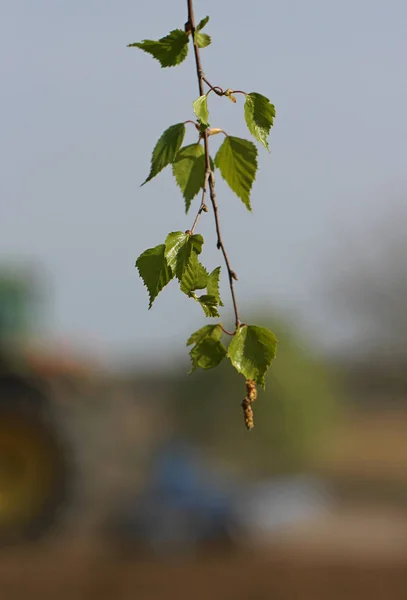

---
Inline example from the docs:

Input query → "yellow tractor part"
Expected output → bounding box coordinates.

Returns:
[0,408,68,540]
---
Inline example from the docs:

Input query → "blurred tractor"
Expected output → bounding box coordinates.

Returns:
[104,437,331,559]
[105,438,239,558]
[0,266,82,544]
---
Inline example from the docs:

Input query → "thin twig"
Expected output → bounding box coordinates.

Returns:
[186,0,241,330]
[186,0,205,96]
[202,77,224,95]
[208,171,240,329]
[190,170,209,234]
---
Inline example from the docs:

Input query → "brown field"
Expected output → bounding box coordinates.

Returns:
[0,549,406,600]
[2,408,407,600]
[318,409,407,483]
[1,505,407,600]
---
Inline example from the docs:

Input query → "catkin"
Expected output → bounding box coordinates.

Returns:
[242,379,257,430]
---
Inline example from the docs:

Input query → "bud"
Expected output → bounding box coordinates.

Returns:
[208,128,223,136]
[224,89,237,103]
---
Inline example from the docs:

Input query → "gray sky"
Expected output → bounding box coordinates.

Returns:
[1,0,406,366]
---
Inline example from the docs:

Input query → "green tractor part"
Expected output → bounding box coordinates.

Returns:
[0,268,72,544]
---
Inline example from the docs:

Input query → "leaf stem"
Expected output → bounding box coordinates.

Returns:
[184,119,200,130]
[186,0,241,330]
[220,325,235,336]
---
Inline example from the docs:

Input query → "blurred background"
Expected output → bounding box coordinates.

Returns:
[1,0,407,598]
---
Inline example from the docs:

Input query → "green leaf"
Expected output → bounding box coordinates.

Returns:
[244,92,276,151]
[197,294,220,318]
[207,267,223,307]
[227,325,277,388]
[164,231,188,272]
[214,136,258,210]
[187,324,227,373]
[142,123,186,185]
[172,143,207,212]
[180,251,209,295]
[164,231,204,280]
[193,95,209,125]
[189,234,204,254]
[189,337,226,372]
[196,16,210,32]
[128,29,189,68]
[175,234,204,279]
[135,244,173,308]
[199,122,210,134]
[187,323,220,346]
[194,14,211,47]
[195,33,211,48]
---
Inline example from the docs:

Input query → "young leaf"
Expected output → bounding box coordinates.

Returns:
[136,244,173,308]
[175,234,204,279]
[244,92,276,152]
[214,136,258,210]
[227,325,277,388]
[197,294,220,318]
[193,95,209,125]
[189,336,226,372]
[142,123,186,185]
[180,251,209,295]
[206,267,223,307]
[172,143,206,212]
[165,231,204,280]
[128,29,189,68]
[189,233,204,254]
[196,16,210,32]
[187,323,220,346]
[187,323,227,373]
[195,33,211,48]
[164,231,188,272]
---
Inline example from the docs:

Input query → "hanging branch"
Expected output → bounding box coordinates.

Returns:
[128,0,278,428]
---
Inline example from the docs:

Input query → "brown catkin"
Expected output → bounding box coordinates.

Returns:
[242,396,254,430]
[246,379,257,403]
[242,379,258,430]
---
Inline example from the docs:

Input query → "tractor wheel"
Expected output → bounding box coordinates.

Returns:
[0,376,72,544]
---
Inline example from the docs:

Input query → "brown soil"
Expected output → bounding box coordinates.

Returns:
[1,507,407,600]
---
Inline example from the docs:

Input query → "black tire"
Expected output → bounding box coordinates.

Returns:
[0,375,72,545]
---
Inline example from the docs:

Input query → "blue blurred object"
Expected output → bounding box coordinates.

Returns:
[107,438,237,557]
[106,438,331,558]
